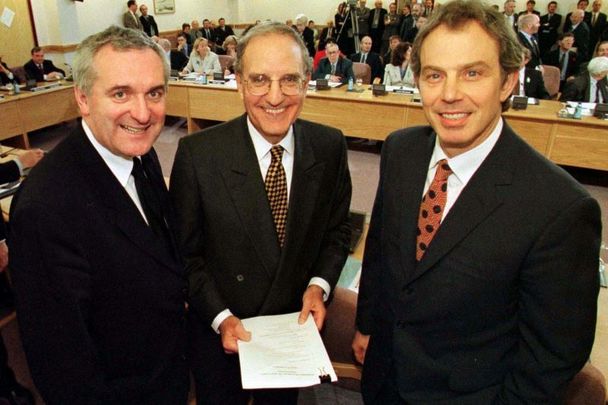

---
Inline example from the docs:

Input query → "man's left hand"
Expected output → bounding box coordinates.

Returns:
[0,242,8,272]
[298,285,326,330]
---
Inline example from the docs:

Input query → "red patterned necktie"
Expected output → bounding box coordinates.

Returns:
[265,146,288,247]
[416,159,452,261]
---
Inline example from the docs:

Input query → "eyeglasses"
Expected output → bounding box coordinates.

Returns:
[242,74,306,96]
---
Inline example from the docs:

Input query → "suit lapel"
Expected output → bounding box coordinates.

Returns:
[406,126,517,285]
[73,127,179,271]
[220,115,281,279]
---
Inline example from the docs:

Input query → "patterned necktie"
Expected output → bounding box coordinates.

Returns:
[416,159,452,261]
[265,146,288,247]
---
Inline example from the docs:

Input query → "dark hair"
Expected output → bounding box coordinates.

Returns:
[391,42,411,66]
[577,0,589,5]
[526,0,536,5]
[182,23,190,31]
[559,32,575,40]
[235,21,312,75]
[410,0,522,111]
[548,1,558,6]
[30,46,42,55]
[127,0,136,7]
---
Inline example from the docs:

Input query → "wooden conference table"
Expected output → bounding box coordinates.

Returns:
[0,83,79,149]
[1,80,607,171]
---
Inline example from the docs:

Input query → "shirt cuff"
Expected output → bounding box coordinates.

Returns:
[308,277,331,302]
[211,308,233,334]
[13,158,24,176]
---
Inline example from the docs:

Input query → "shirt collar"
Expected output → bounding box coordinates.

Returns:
[429,118,503,186]
[82,120,134,187]
[247,116,295,161]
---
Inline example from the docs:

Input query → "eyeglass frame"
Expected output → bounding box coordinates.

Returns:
[240,73,308,96]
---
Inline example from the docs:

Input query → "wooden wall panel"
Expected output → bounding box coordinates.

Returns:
[0,0,35,68]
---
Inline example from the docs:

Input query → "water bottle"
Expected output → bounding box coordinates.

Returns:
[348,76,354,91]
[12,79,20,94]
[574,103,582,119]
[200,72,207,85]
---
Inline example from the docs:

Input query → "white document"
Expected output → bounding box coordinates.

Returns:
[238,312,337,389]
[1,7,15,28]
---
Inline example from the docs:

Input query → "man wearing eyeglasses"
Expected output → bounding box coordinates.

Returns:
[170,21,352,404]
[313,42,355,84]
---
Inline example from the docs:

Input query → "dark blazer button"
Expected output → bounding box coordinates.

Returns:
[236,274,244,282]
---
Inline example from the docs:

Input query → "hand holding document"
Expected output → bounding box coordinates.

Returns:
[237,312,337,389]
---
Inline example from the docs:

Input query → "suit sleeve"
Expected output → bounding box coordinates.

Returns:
[9,201,117,404]
[497,195,601,403]
[560,79,579,101]
[312,62,326,80]
[170,139,229,324]
[310,133,352,289]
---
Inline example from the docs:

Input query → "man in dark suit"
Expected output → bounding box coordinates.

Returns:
[214,17,235,46]
[514,49,551,98]
[0,148,43,405]
[517,13,543,68]
[349,36,383,83]
[318,20,336,51]
[368,0,387,53]
[171,22,351,404]
[545,32,580,89]
[295,14,316,57]
[589,0,607,50]
[561,55,608,101]
[23,47,65,82]
[564,0,591,32]
[313,42,355,84]
[9,26,189,404]
[158,38,188,71]
[139,4,158,37]
[568,8,592,62]
[539,1,562,57]
[518,0,541,16]
[352,1,601,403]
[200,19,215,45]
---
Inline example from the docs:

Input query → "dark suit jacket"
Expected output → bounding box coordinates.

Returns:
[590,12,608,47]
[301,26,316,58]
[349,51,383,82]
[368,7,388,52]
[214,25,235,46]
[139,14,159,37]
[0,160,20,241]
[357,124,600,403]
[521,67,550,99]
[399,14,415,41]
[0,62,17,85]
[313,57,355,84]
[318,26,336,51]
[169,50,189,71]
[8,125,189,404]
[517,31,542,68]
[23,59,65,82]
[569,22,591,62]
[561,72,608,102]
[544,49,579,81]
[170,114,351,325]
[539,13,562,56]
[564,11,593,33]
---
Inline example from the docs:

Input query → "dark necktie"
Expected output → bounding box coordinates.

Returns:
[265,146,288,247]
[132,155,171,243]
[596,85,601,103]
[416,159,452,261]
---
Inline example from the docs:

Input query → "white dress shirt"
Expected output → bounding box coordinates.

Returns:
[589,75,605,103]
[423,118,503,221]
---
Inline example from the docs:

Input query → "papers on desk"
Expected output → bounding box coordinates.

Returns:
[238,312,337,389]
[566,101,596,116]
[308,80,342,88]
[386,85,419,94]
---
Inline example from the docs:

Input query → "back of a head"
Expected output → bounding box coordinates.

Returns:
[588,56,608,76]
[73,25,169,95]
[234,21,312,75]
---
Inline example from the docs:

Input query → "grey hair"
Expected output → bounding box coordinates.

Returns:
[234,21,312,75]
[73,25,169,95]
[588,56,608,76]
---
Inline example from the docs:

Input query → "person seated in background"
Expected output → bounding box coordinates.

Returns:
[383,35,402,67]
[513,49,550,99]
[544,32,579,90]
[349,36,383,83]
[176,33,190,58]
[215,17,235,47]
[382,41,415,87]
[179,23,193,47]
[158,38,188,71]
[575,39,608,77]
[313,42,354,84]
[190,20,203,44]
[23,47,65,82]
[0,57,18,85]
[561,55,608,101]
[217,35,238,58]
[182,37,221,75]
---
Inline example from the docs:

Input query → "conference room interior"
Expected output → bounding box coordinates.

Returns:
[2,0,608,402]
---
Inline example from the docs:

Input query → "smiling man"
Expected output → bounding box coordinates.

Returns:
[170,22,351,404]
[9,26,189,404]
[352,0,601,403]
